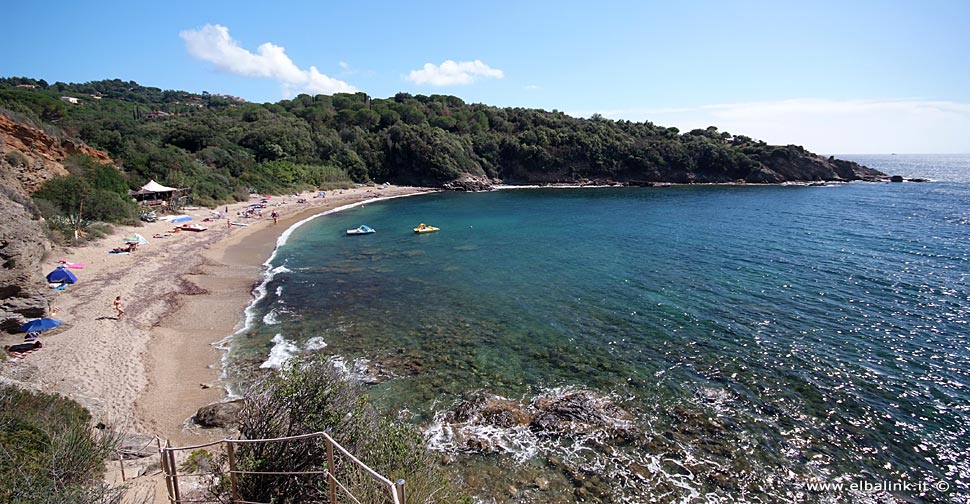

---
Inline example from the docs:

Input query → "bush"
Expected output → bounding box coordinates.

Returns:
[32,155,139,233]
[83,189,138,225]
[235,356,465,503]
[0,385,124,503]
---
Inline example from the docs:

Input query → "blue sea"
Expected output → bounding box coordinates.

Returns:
[228,154,970,503]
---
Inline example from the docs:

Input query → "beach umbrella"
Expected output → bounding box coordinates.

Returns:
[19,318,62,333]
[46,266,78,284]
[123,233,149,245]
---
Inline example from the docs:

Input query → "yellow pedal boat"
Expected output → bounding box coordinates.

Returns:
[413,223,439,234]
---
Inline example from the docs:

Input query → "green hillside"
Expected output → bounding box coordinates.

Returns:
[1,77,883,207]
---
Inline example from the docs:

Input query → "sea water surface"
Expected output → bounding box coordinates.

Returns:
[228,154,970,503]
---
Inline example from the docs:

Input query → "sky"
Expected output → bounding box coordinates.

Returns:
[4,0,969,154]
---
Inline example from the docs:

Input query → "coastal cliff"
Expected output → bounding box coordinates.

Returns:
[0,163,51,331]
[0,114,113,192]
[0,114,115,330]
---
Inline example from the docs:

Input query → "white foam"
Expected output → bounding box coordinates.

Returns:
[327,355,373,381]
[425,412,540,464]
[270,265,291,275]
[263,309,280,325]
[305,337,328,351]
[259,334,300,369]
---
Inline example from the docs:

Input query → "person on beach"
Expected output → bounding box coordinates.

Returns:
[271,210,279,224]
[114,296,125,320]
[227,218,232,230]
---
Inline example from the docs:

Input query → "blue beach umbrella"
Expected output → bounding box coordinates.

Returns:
[18,318,62,333]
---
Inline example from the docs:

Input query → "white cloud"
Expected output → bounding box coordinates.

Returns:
[180,24,356,98]
[406,60,503,86]
[338,61,349,69]
[576,99,970,154]
[524,84,542,90]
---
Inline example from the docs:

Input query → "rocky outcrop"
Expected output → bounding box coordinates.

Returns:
[442,175,496,192]
[0,163,52,332]
[0,114,112,193]
[436,390,637,454]
[758,147,884,183]
[194,399,244,428]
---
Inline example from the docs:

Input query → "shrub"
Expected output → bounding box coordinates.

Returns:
[33,155,137,227]
[83,188,138,225]
[0,385,124,503]
[235,356,465,503]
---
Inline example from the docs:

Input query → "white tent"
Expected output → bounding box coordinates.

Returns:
[140,180,178,193]
[130,180,183,204]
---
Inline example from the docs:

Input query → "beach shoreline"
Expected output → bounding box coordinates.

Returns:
[0,185,433,449]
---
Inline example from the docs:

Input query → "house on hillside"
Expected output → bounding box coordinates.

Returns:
[60,96,81,105]
[145,110,172,119]
[16,84,37,89]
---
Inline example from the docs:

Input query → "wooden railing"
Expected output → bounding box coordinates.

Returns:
[158,431,405,504]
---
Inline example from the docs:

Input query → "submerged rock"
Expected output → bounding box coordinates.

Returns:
[434,389,637,451]
[530,390,638,439]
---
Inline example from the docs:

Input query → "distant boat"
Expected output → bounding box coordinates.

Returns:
[413,223,439,234]
[347,225,376,235]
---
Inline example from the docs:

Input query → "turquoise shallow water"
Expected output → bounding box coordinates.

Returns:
[229,155,970,503]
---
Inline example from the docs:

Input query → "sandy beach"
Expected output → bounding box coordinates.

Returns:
[0,185,431,450]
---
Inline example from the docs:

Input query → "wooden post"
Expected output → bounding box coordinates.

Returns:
[326,433,337,504]
[74,192,84,244]
[395,478,406,504]
[158,440,175,502]
[227,441,240,503]
[167,443,182,504]
[118,449,126,482]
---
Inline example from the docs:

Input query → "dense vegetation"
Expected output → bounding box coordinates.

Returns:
[0,385,122,503]
[232,357,467,503]
[32,154,139,229]
[1,76,878,212]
